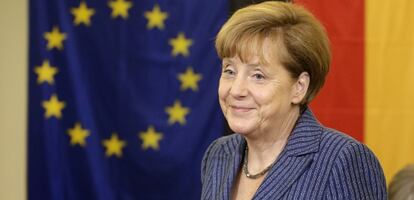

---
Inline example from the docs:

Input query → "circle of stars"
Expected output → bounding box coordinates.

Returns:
[35,1,205,157]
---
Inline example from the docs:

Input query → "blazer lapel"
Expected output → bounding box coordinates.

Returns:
[253,109,323,200]
[253,153,314,199]
[217,135,245,200]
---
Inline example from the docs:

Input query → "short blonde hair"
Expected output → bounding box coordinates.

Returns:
[389,164,414,200]
[215,1,331,105]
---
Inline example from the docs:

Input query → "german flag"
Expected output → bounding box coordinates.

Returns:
[296,0,414,182]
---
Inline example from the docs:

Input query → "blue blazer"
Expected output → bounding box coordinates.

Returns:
[201,109,387,199]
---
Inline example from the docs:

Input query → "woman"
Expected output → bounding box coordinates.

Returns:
[201,1,386,199]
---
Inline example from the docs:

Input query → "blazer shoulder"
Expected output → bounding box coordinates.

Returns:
[322,127,383,172]
[322,127,383,170]
[320,128,387,199]
[319,127,365,153]
[317,127,384,174]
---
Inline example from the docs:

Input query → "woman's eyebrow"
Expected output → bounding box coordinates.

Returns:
[246,63,260,68]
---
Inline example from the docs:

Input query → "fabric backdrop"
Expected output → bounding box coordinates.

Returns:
[28,0,226,199]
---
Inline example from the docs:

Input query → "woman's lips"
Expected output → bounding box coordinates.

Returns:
[230,105,254,113]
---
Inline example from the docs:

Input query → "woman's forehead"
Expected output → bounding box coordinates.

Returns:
[223,54,261,65]
[227,37,281,65]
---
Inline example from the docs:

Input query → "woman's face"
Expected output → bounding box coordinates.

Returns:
[218,42,302,137]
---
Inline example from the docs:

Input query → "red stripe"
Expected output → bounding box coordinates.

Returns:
[296,0,364,141]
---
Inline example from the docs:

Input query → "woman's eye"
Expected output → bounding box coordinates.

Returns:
[253,73,265,80]
[223,69,235,75]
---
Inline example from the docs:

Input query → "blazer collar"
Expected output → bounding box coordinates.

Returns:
[283,108,323,157]
[256,108,323,199]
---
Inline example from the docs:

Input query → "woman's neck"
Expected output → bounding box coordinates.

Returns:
[244,109,300,173]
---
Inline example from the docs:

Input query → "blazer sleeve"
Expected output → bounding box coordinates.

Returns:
[324,142,387,200]
[200,138,219,185]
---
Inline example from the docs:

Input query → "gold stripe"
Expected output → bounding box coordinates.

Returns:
[365,0,414,183]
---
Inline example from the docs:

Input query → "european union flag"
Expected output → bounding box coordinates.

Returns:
[28,0,227,199]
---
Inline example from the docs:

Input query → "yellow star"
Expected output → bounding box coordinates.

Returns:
[71,2,95,26]
[108,0,133,19]
[102,133,127,157]
[139,126,163,150]
[178,67,202,91]
[44,26,67,50]
[165,100,190,125]
[34,60,58,85]
[42,94,66,119]
[169,32,193,57]
[67,122,90,146]
[144,4,168,30]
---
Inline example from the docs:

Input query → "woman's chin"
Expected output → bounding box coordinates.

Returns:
[228,123,255,135]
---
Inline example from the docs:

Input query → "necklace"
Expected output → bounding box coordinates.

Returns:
[242,146,275,179]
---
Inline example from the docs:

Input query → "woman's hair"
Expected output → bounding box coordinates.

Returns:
[389,164,414,200]
[215,1,330,106]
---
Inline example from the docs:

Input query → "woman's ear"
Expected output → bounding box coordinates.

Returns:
[291,72,310,104]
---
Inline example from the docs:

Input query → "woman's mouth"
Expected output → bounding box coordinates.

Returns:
[230,105,253,113]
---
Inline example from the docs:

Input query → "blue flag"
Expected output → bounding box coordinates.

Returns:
[28,0,227,199]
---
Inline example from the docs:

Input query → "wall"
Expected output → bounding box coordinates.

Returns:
[0,0,27,199]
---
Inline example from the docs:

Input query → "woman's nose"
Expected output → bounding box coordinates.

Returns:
[229,76,248,98]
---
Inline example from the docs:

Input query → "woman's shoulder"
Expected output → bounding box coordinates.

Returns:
[323,127,363,143]
[318,128,387,198]
[318,127,383,169]
[320,127,363,148]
